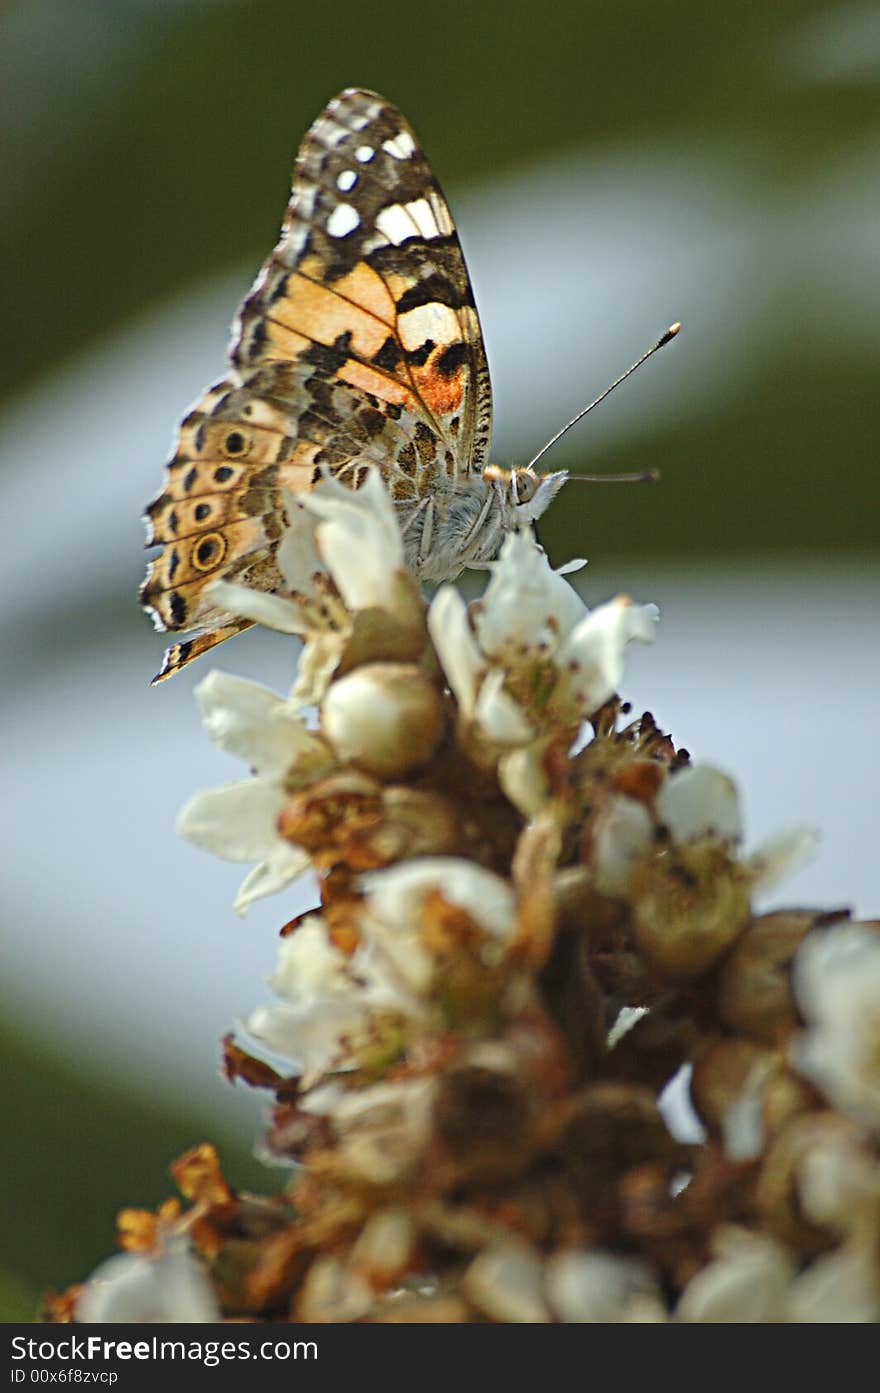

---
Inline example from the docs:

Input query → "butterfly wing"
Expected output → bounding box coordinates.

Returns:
[140,87,492,682]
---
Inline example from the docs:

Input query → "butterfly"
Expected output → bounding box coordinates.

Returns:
[140,87,572,683]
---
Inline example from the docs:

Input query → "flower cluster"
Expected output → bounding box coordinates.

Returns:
[53,470,879,1324]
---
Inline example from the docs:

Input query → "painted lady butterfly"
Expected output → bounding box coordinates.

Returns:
[140,88,572,682]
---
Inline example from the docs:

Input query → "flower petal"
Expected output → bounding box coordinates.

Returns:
[76,1247,219,1324]
[546,1250,665,1323]
[474,531,587,662]
[657,764,742,844]
[553,596,658,718]
[427,585,483,717]
[177,780,287,862]
[592,794,654,896]
[676,1227,796,1322]
[498,740,551,817]
[362,857,517,942]
[748,825,819,895]
[305,468,403,610]
[209,579,307,635]
[791,923,880,1128]
[233,842,312,914]
[194,670,317,778]
[785,1243,880,1323]
[474,668,535,744]
[276,491,327,595]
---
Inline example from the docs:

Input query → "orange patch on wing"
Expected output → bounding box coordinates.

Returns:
[274,275,389,359]
[262,320,312,361]
[332,262,397,325]
[337,358,413,405]
[410,355,465,415]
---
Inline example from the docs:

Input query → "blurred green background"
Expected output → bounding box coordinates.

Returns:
[3,0,879,1319]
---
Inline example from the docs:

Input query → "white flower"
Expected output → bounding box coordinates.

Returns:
[299,1077,437,1185]
[209,470,414,704]
[784,1242,880,1323]
[497,740,551,817]
[358,858,517,994]
[657,765,742,843]
[426,585,483,719]
[177,671,333,913]
[592,763,817,904]
[607,1005,649,1049]
[472,530,588,665]
[193,668,319,775]
[210,493,328,636]
[549,595,658,721]
[676,1227,796,1322]
[429,532,656,756]
[720,1055,776,1161]
[545,1250,666,1322]
[797,1130,880,1234]
[300,469,403,611]
[747,826,820,898]
[215,471,403,626]
[791,922,880,1130]
[296,1255,374,1322]
[75,1246,219,1323]
[463,1241,550,1323]
[472,668,534,744]
[245,916,420,1081]
[592,795,653,897]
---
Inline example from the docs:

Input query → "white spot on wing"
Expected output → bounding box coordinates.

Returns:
[404,198,441,239]
[428,190,455,235]
[382,130,416,159]
[336,169,357,192]
[327,202,360,238]
[398,302,461,351]
[354,144,375,163]
[376,203,419,245]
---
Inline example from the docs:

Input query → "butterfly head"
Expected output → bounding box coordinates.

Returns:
[483,464,569,526]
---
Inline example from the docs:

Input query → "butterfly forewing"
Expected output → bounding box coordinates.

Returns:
[140,87,492,681]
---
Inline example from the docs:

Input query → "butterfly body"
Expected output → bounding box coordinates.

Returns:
[395,465,566,582]
[141,88,567,680]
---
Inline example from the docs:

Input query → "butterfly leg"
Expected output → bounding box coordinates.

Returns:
[415,498,436,571]
[398,495,432,540]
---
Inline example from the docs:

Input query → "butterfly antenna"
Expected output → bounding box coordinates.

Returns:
[526,322,681,477]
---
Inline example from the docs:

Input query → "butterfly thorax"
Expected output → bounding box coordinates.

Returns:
[399,465,569,582]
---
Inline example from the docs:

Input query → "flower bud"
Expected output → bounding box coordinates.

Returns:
[714,910,828,1045]
[754,1111,865,1256]
[321,662,443,778]
[349,1209,417,1290]
[463,1242,549,1323]
[631,851,750,980]
[690,1038,773,1157]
